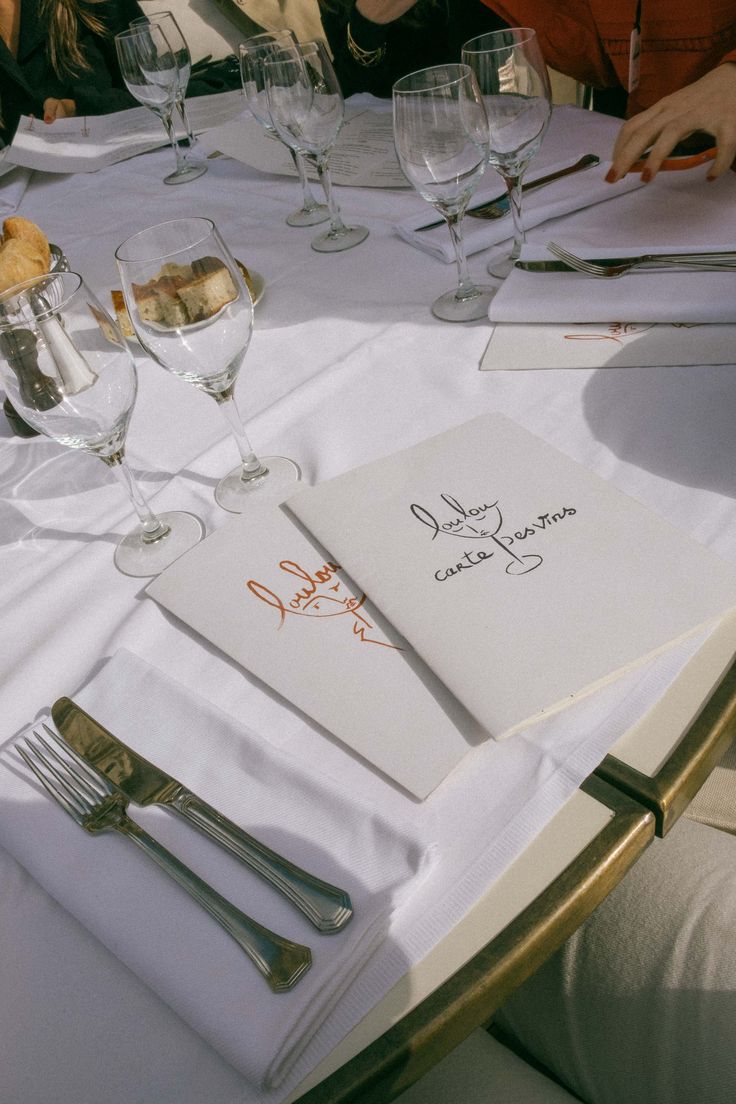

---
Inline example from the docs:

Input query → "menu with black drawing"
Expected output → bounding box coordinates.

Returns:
[147,505,479,798]
[287,414,736,739]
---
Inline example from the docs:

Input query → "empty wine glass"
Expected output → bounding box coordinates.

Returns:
[240,31,328,227]
[130,10,207,182]
[0,271,204,576]
[462,28,552,278]
[263,40,368,252]
[393,64,493,322]
[115,23,205,185]
[115,218,300,512]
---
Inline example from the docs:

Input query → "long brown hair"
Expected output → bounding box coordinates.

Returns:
[40,0,107,77]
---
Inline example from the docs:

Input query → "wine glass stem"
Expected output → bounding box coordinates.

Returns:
[314,158,346,235]
[502,172,525,261]
[291,149,322,211]
[214,392,267,479]
[445,211,478,300]
[161,109,188,175]
[101,452,171,543]
[176,95,198,155]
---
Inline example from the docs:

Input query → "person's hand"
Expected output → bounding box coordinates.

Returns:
[43,97,76,123]
[607,62,736,183]
[354,0,419,25]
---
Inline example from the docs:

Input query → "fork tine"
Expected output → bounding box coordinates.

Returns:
[17,740,87,821]
[547,241,605,275]
[37,724,110,801]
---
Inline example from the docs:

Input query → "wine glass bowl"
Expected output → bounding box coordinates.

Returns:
[462,28,552,277]
[115,218,300,512]
[0,271,204,575]
[393,63,493,321]
[239,31,328,227]
[264,41,368,253]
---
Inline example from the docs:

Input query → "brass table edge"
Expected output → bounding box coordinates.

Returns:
[597,655,736,835]
[296,776,653,1104]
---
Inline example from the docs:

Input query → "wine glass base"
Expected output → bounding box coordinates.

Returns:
[164,162,208,186]
[215,456,301,513]
[431,285,496,322]
[486,253,517,279]
[286,204,330,227]
[114,511,205,577]
[311,225,369,253]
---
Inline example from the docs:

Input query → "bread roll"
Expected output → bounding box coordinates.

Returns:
[2,216,51,272]
[0,238,48,293]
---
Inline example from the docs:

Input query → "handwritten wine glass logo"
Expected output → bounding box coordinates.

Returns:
[247,559,400,649]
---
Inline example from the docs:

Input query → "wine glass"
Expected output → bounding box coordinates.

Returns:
[0,271,204,576]
[130,10,207,182]
[462,28,552,278]
[115,218,300,513]
[263,40,369,253]
[115,23,205,185]
[240,31,329,228]
[392,64,493,322]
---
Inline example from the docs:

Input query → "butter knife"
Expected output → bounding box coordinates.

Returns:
[51,697,353,933]
[414,154,600,232]
[517,253,736,273]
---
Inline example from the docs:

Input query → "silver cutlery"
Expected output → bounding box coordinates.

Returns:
[18,725,313,992]
[546,241,736,278]
[415,154,600,231]
[51,696,353,933]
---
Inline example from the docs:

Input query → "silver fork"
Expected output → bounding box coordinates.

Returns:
[17,725,312,993]
[547,240,736,278]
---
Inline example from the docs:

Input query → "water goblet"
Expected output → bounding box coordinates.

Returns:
[115,23,205,185]
[239,31,329,227]
[130,10,207,182]
[392,64,493,322]
[462,28,552,278]
[115,217,300,513]
[0,271,205,576]
[263,40,369,253]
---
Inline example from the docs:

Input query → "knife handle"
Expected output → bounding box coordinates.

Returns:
[121,816,312,992]
[168,788,353,933]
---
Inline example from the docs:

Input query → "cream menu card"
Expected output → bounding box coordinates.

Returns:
[147,507,478,798]
[287,414,736,739]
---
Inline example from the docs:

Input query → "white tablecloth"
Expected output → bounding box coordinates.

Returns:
[2,102,736,1104]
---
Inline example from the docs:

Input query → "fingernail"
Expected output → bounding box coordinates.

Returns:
[641,168,652,183]
[605,168,618,183]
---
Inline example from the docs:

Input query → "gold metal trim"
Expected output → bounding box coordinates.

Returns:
[597,655,736,836]
[295,776,653,1103]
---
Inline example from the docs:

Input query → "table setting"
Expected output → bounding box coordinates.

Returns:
[3,19,736,1103]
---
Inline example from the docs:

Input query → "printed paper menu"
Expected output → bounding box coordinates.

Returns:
[287,414,736,739]
[147,506,479,798]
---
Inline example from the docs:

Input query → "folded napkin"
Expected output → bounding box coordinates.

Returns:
[0,163,32,217]
[489,243,736,323]
[394,158,644,262]
[0,650,432,1091]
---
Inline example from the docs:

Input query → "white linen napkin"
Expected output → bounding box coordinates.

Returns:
[0,163,32,217]
[394,159,644,262]
[0,649,432,1091]
[488,243,736,323]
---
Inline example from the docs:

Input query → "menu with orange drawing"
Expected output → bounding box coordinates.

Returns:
[147,506,480,798]
[286,413,736,740]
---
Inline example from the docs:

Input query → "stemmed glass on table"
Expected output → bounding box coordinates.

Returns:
[462,28,552,278]
[0,271,204,576]
[115,22,206,185]
[263,40,369,253]
[130,10,207,182]
[115,217,300,513]
[239,31,328,227]
[392,64,493,322]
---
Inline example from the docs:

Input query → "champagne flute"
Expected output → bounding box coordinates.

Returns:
[239,31,328,227]
[263,40,368,252]
[393,64,493,322]
[462,28,552,277]
[130,10,207,181]
[115,23,205,185]
[0,271,204,576]
[115,218,300,513]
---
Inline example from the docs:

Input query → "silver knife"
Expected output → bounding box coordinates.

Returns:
[51,696,353,933]
[516,254,736,272]
[414,153,600,232]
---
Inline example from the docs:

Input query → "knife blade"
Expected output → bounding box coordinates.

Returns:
[51,696,353,932]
